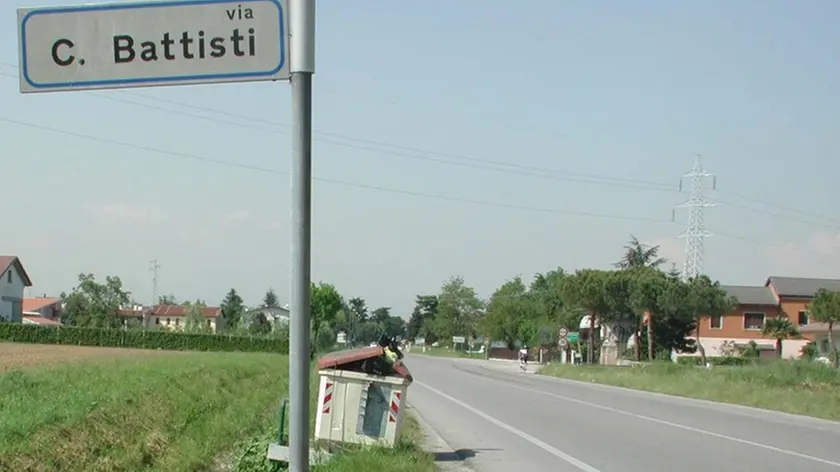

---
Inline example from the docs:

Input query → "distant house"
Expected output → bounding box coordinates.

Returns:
[146,304,225,332]
[117,304,149,328]
[0,256,33,323]
[691,276,840,359]
[22,296,63,326]
[244,305,290,327]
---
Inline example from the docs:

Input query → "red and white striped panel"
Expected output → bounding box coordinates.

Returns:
[321,382,334,414]
[388,391,401,423]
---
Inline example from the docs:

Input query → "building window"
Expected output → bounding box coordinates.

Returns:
[166,318,171,325]
[743,312,765,330]
[175,318,180,327]
[709,316,723,329]
[821,339,830,353]
[798,311,809,326]
[6,270,11,283]
[155,318,160,325]
[206,319,211,327]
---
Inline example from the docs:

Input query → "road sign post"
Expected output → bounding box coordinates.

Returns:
[17,1,311,470]
[288,1,315,471]
[17,0,289,92]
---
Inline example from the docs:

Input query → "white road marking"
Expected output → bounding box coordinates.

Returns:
[413,380,602,472]
[470,369,840,469]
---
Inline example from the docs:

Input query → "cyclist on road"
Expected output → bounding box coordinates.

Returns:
[518,345,529,370]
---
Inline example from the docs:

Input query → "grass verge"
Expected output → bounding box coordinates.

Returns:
[234,412,435,472]
[316,413,435,472]
[412,347,474,359]
[0,348,289,471]
[539,361,840,420]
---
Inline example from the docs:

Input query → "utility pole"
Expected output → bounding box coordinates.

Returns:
[674,155,716,281]
[289,1,316,471]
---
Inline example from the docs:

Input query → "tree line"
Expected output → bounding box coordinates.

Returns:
[409,235,840,365]
[57,275,407,358]
[408,236,741,365]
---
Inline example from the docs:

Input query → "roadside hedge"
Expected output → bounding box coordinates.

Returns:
[676,356,752,366]
[0,323,288,354]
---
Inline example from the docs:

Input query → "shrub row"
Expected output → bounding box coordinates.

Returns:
[0,323,289,354]
[676,355,753,366]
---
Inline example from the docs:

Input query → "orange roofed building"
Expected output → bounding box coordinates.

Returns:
[690,276,840,359]
[116,304,226,332]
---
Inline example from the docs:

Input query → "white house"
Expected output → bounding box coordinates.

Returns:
[0,256,34,323]
[245,305,290,326]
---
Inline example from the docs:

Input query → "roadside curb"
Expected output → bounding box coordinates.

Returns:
[407,404,474,471]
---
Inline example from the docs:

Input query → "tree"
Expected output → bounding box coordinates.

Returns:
[263,288,279,308]
[62,273,131,328]
[382,316,406,339]
[348,297,369,324]
[484,277,534,349]
[185,303,211,333]
[220,288,245,329]
[353,322,382,345]
[158,294,177,305]
[562,269,610,364]
[684,276,737,365]
[629,268,665,362]
[808,289,840,366]
[762,316,800,358]
[310,282,344,358]
[614,235,667,270]
[249,312,272,335]
[602,269,635,361]
[529,268,566,321]
[407,295,438,342]
[432,276,484,344]
[371,307,391,324]
[654,274,697,358]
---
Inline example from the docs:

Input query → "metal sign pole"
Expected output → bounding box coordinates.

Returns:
[289,0,315,471]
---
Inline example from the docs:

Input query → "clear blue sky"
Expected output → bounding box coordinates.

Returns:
[3,0,840,315]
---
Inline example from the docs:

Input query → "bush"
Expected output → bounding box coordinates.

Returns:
[0,324,288,354]
[676,355,753,366]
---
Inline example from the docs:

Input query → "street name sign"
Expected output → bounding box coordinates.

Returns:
[17,0,289,93]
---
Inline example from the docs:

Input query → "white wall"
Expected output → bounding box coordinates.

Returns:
[0,265,26,322]
[691,337,809,359]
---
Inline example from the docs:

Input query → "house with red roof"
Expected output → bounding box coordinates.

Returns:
[0,255,34,323]
[21,296,64,326]
[146,304,225,332]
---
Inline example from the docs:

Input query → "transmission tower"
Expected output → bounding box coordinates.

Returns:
[674,155,716,281]
[149,259,161,306]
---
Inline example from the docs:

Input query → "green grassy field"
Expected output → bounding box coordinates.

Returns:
[540,361,840,420]
[0,344,434,471]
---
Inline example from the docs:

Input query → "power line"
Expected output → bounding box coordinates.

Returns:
[0,112,828,257]
[0,115,670,223]
[1,64,836,227]
[0,69,674,193]
[0,67,833,255]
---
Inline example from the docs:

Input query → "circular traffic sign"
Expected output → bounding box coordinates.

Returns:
[558,327,569,338]
[558,337,569,348]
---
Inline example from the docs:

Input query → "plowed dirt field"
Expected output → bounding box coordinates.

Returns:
[0,342,170,371]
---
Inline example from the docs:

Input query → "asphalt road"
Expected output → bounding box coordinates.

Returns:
[404,354,840,472]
